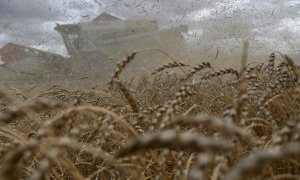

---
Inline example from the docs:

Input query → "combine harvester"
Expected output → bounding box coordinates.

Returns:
[1,13,188,82]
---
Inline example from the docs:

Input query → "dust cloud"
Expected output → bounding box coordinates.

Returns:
[0,0,299,88]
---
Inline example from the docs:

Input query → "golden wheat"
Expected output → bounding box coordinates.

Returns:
[0,51,299,179]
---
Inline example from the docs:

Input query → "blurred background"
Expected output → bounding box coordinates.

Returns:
[0,0,299,84]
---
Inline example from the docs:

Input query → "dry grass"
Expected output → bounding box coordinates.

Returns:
[1,47,300,180]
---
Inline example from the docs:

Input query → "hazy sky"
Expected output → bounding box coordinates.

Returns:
[0,0,299,58]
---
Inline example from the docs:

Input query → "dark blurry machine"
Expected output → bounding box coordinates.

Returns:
[0,12,188,80]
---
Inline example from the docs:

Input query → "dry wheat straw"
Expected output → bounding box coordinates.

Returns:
[224,143,300,180]
[116,130,233,158]
[112,78,140,112]
[151,60,189,75]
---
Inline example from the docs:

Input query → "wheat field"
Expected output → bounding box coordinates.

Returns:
[0,45,300,180]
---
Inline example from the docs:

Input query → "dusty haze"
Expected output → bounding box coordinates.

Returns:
[0,0,299,85]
